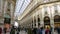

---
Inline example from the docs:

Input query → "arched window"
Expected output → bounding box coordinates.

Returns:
[54,5,58,13]
[4,13,11,24]
[34,17,36,26]
[38,17,40,27]
[32,21,33,28]
[44,16,50,25]
[34,19,36,26]
[4,18,11,24]
[54,15,60,22]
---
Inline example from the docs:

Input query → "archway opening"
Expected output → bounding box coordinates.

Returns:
[44,16,50,28]
[54,15,60,28]
[33,16,36,27]
[32,21,33,28]
[4,14,11,32]
[38,17,40,27]
[34,19,36,27]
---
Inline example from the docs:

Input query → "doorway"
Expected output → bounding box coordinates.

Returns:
[44,16,51,28]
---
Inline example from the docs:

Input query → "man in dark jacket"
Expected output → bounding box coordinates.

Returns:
[33,28,37,34]
[17,26,20,34]
[0,27,2,34]
[4,28,7,34]
[10,26,15,34]
[57,27,60,34]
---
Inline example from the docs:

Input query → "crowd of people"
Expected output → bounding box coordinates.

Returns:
[54,26,60,34]
[0,25,20,34]
[31,26,51,34]
[26,25,60,34]
[0,25,60,34]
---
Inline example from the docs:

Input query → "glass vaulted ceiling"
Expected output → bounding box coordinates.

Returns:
[15,0,31,17]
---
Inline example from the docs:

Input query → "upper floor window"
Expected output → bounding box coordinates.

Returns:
[7,2,10,11]
[38,15,40,22]
[8,2,10,8]
[44,7,47,12]
[38,15,40,26]
[57,5,60,13]
[44,6,48,15]
[54,5,58,13]
[34,17,36,26]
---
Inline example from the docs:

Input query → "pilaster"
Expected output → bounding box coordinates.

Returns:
[4,0,8,16]
[36,12,38,28]
[10,3,14,24]
[33,15,34,28]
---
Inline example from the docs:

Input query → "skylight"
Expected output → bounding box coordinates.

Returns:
[15,0,31,17]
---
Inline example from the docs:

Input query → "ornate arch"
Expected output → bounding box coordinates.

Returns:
[54,15,60,22]
[44,16,50,25]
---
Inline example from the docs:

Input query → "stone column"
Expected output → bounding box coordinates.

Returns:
[0,0,4,28]
[33,15,34,28]
[0,0,4,24]
[40,9,44,27]
[10,3,14,24]
[36,12,38,28]
[3,0,8,26]
[4,0,8,16]
[50,6,54,34]
[50,17,54,34]
[40,8,45,34]
[1,0,3,15]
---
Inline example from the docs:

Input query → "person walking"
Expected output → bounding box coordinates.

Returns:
[10,26,15,34]
[33,28,37,34]
[56,27,60,34]
[0,27,2,34]
[17,26,20,34]
[3,28,7,34]
[45,26,51,34]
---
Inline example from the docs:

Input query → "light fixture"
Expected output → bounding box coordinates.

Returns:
[14,21,18,27]
[18,17,20,20]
